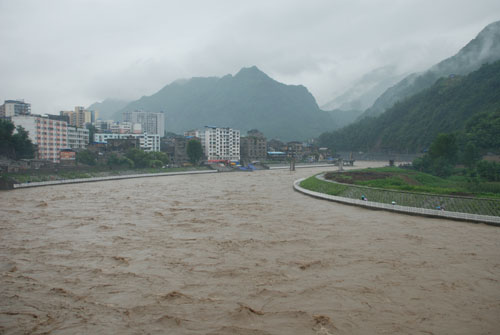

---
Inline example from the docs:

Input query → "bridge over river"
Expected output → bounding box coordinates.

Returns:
[1,162,499,334]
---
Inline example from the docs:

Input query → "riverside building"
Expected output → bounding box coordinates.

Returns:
[240,129,267,162]
[198,126,240,162]
[67,126,90,150]
[11,115,68,162]
[123,110,164,136]
[0,100,31,117]
[60,107,98,128]
[94,133,160,152]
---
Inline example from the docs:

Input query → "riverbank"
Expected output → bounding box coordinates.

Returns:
[296,175,500,225]
[1,166,213,190]
[2,162,347,190]
[11,169,218,189]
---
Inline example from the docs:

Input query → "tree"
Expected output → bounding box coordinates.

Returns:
[0,119,35,159]
[429,133,458,165]
[86,124,97,144]
[412,133,458,177]
[462,142,481,169]
[148,151,169,165]
[186,139,203,165]
[12,126,35,159]
[76,149,97,165]
[125,148,150,168]
[477,160,500,182]
[106,153,134,168]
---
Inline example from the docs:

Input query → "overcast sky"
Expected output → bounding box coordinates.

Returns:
[1,0,499,114]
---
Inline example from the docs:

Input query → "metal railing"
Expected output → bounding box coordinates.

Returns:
[294,178,500,226]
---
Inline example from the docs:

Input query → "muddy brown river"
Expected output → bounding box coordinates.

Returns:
[1,162,499,334]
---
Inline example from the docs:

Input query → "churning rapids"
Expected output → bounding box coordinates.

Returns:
[1,162,499,335]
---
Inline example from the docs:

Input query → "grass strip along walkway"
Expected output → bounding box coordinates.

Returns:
[300,174,500,217]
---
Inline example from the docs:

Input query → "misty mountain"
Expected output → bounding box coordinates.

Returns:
[319,60,500,153]
[361,20,500,118]
[326,109,365,129]
[114,66,337,141]
[321,65,407,112]
[88,98,130,120]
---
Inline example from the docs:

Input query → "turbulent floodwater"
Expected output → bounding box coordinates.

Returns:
[1,162,499,335]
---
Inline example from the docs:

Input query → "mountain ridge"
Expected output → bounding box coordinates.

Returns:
[113,66,336,141]
[361,20,500,118]
[319,60,500,153]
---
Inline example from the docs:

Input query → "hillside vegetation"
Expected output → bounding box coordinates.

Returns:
[363,20,500,118]
[319,60,500,153]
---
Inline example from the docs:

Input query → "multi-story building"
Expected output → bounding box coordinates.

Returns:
[94,119,114,132]
[184,129,199,137]
[109,121,142,134]
[286,141,304,159]
[161,136,192,164]
[67,126,89,150]
[94,133,160,152]
[198,126,240,162]
[11,115,68,162]
[123,110,164,136]
[60,107,98,128]
[0,100,31,117]
[240,130,267,162]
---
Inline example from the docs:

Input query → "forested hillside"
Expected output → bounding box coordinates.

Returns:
[319,60,500,153]
[362,20,500,118]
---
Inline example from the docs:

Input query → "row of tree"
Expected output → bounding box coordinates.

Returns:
[76,139,204,168]
[413,132,500,181]
[77,148,170,168]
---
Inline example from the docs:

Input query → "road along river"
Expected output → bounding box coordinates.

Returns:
[1,162,499,334]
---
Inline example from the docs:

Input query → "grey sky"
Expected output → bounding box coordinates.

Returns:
[1,0,499,114]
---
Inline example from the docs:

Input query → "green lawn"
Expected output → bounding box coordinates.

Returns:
[324,167,500,199]
[299,168,500,217]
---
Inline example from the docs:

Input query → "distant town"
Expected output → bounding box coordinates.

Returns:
[1,99,334,172]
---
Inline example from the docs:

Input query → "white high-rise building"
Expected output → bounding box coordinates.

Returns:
[123,110,164,136]
[198,126,240,162]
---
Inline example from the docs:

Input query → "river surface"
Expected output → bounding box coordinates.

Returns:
[1,162,499,335]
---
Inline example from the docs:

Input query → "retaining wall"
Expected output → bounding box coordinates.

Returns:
[293,178,500,226]
[12,170,218,189]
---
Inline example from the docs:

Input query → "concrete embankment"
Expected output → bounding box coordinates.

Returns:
[11,170,218,189]
[6,163,340,190]
[269,163,337,170]
[293,178,500,226]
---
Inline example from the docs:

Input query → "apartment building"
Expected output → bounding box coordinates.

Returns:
[0,100,31,117]
[60,107,98,128]
[94,133,160,152]
[123,110,164,136]
[11,115,68,162]
[198,126,240,161]
[67,126,89,150]
[240,130,267,162]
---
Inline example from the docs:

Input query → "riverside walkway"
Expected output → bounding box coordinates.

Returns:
[293,177,500,226]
